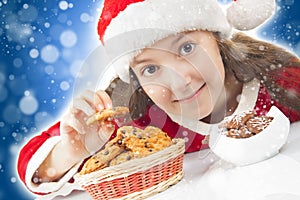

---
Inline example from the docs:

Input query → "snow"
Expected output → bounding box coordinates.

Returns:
[29,48,39,58]
[60,30,77,47]
[59,1,69,11]
[19,4,38,22]
[60,81,70,91]
[19,95,39,115]
[10,177,16,183]
[2,105,21,124]
[45,65,55,75]
[80,12,95,23]
[13,58,23,68]
[44,22,51,28]
[41,45,60,63]
[0,0,299,199]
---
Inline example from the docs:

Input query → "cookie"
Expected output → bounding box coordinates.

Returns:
[143,126,172,151]
[238,125,254,138]
[226,128,240,138]
[86,106,129,125]
[223,110,273,139]
[80,143,123,175]
[225,111,255,129]
[109,150,135,166]
[226,126,253,139]
[80,125,172,174]
[119,126,172,156]
[246,116,273,134]
[122,137,155,157]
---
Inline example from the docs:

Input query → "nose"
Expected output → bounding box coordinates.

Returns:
[158,52,194,92]
[167,64,192,92]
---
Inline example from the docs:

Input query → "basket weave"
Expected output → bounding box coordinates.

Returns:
[75,138,185,200]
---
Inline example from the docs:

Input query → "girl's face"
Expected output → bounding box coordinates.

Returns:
[130,31,225,120]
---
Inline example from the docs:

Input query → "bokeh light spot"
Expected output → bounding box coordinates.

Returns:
[41,45,59,63]
[19,95,39,115]
[60,30,77,48]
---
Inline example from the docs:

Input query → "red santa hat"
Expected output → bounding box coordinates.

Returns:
[97,0,276,84]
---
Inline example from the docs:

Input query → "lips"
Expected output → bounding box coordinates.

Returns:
[173,83,206,103]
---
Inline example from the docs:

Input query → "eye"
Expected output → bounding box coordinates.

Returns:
[179,42,196,56]
[142,65,160,77]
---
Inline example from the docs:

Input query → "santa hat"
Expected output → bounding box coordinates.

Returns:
[97,0,276,84]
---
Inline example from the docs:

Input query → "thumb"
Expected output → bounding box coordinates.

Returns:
[98,121,115,142]
[84,121,115,154]
[61,114,85,135]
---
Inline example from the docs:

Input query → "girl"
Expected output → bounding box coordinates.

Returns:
[17,0,300,198]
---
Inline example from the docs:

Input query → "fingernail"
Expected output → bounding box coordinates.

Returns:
[98,104,104,110]
[106,103,112,109]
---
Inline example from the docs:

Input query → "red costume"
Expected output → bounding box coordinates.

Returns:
[17,63,300,198]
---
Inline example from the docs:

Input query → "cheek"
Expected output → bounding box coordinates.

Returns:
[196,51,225,90]
[192,51,225,107]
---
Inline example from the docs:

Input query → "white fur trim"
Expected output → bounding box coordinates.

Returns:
[227,0,276,30]
[102,0,232,83]
[167,79,260,134]
[104,0,231,42]
[25,136,82,195]
[34,176,82,200]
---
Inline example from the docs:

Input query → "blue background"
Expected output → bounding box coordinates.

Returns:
[0,0,299,199]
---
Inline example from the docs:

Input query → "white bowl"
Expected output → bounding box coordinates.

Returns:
[208,106,290,166]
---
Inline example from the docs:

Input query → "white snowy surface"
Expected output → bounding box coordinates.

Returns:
[54,122,300,200]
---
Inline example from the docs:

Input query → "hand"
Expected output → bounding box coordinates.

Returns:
[60,89,115,159]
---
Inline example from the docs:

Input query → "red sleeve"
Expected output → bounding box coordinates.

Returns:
[273,66,300,94]
[17,122,61,190]
[270,57,300,97]
[255,63,300,122]
[271,62,300,122]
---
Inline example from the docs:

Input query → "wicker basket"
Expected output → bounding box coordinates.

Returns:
[74,138,185,200]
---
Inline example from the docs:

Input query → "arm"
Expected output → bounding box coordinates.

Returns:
[33,90,115,182]
[32,79,128,183]
[257,57,300,122]
[31,130,89,183]
[17,122,60,186]
[272,58,300,121]
[17,90,116,196]
[17,122,68,194]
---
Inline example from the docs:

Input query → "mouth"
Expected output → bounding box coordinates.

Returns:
[173,83,206,103]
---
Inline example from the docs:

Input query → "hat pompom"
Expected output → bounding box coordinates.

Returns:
[227,0,276,31]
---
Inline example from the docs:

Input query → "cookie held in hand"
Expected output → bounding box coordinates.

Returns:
[86,106,129,125]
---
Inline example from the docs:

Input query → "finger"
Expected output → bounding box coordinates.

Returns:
[72,98,95,116]
[98,121,115,141]
[84,133,104,154]
[95,90,112,109]
[61,114,86,135]
[84,124,112,154]
[80,90,105,111]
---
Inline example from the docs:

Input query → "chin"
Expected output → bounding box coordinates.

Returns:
[181,109,212,121]
[195,107,213,121]
[164,101,213,119]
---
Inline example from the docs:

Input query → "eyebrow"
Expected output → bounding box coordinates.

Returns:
[171,34,186,47]
[132,34,188,67]
[131,58,153,67]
